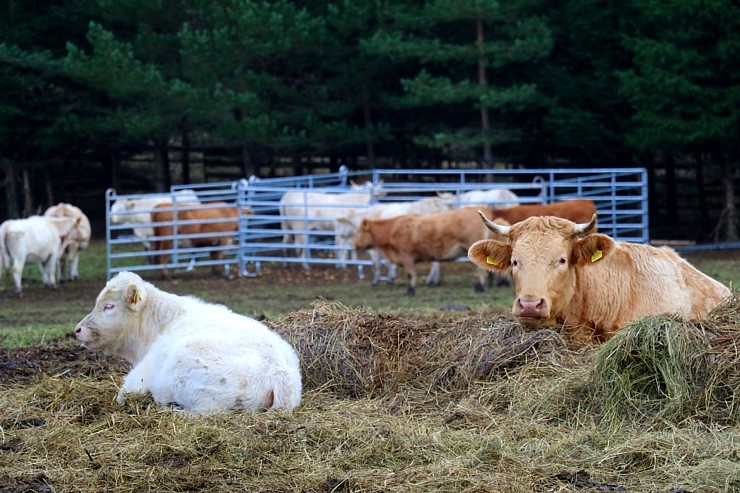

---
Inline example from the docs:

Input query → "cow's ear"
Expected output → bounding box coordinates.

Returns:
[125,283,146,311]
[468,239,511,272]
[572,234,616,265]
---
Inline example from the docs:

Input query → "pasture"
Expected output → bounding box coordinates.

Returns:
[1,240,739,492]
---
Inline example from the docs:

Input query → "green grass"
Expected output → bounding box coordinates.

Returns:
[0,239,738,347]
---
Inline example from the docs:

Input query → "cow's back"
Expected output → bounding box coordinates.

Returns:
[568,242,731,337]
[495,199,597,225]
[389,207,486,261]
[4,217,59,262]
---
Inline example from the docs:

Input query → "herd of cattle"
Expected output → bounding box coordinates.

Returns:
[0,185,734,337]
[0,181,733,415]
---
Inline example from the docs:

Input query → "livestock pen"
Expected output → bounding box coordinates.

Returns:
[105,167,649,280]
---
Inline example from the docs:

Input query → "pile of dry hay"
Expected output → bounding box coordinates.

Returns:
[267,299,574,400]
[2,297,740,492]
[591,294,740,423]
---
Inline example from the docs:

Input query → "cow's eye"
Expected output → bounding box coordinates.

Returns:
[511,259,519,267]
[558,257,567,266]
[103,303,115,311]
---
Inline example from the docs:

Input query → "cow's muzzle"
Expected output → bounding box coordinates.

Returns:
[513,297,548,326]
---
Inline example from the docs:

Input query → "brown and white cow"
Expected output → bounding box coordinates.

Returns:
[151,202,252,279]
[488,199,597,225]
[468,213,733,342]
[352,206,507,296]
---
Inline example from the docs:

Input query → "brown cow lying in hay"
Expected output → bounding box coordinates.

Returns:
[468,213,732,342]
[151,201,252,279]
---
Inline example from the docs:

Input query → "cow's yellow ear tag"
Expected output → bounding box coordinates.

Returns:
[591,250,603,263]
[486,256,498,266]
[131,290,141,304]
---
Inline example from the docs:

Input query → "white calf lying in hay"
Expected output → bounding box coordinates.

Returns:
[74,271,302,414]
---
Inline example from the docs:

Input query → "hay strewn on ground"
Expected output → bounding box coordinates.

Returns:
[269,300,574,399]
[1,297,739,492]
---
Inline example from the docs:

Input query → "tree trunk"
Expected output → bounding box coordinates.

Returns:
[476,17,494,182]
[664,154,678,226]
[154,143,171,192]
[694,160,709,237]
[22,167,34,217]
[241,143,254,178]
[362,82,376,168]
[44,170,54,207]
[2,160,20,218]
[181,130,191,184]
[721,159,738,241]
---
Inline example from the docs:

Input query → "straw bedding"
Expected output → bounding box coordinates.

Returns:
[1,296,739,492]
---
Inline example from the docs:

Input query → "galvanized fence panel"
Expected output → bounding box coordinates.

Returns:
[106,167,649,279]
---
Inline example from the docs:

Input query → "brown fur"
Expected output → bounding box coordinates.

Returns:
[469,215,732,342]
[151,202,252,279]
[353,207,505,296]
[490,199,597,225]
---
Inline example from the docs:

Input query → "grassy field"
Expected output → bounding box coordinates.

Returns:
[1,239,738,346]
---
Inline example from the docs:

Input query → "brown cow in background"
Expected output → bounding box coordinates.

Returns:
[488,199,597,225]
[352,206,508,296]
[468,213,732,342]
[151,202,252,279]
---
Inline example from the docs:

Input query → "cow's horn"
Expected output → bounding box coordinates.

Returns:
[573,214,598,235]
[478,210,510,236]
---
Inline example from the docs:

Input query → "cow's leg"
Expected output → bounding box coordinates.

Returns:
[425,262,442,286]
[400,258,417,296]
[11,257,24,295]
[64,244,80,281]
[295,233,311,271]
[41,252,60,289]
[117,362,153,405]
[474,267,487,293]
[334,234,349,271]
[352,249,364,280]
[369,249,382,285]
[156,240,172,280]
[211,241,234,280]
[69,249,81,281]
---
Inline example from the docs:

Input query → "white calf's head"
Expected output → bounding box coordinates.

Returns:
[74,272,151,358]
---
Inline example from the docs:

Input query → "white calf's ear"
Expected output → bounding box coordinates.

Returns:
[125,284,146,310]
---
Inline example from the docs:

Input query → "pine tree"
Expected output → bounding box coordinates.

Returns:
[619,0,740,240]
[363,0,552,167]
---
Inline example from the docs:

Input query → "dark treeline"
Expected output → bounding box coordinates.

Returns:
[0,0,737,241]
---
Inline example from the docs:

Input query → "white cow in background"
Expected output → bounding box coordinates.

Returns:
[43,202,92,282]
[279,181,385,270]
[74,271,302,414]
[334,197,453,284]
[109,189,200,249]
[438,188,520,209]
[0,215,81,295]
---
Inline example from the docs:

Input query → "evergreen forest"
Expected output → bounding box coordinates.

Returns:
[0,0,737,241]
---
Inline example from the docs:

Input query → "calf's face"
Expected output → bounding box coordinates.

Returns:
[74,279,146,352]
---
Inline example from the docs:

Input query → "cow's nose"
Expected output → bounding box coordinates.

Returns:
[516,297,545,317]
[74,326,82,334]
